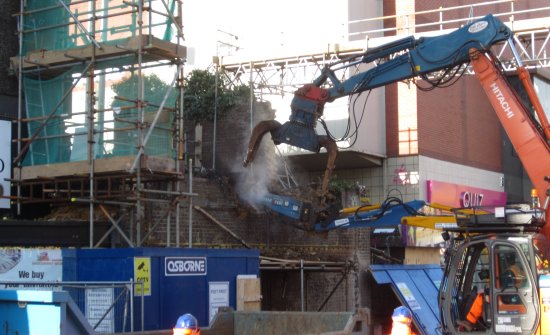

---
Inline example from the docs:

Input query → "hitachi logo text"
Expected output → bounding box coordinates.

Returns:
[490,82,514,119]
[165,257,207,276]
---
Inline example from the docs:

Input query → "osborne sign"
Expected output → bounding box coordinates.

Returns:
[165,257,207,276]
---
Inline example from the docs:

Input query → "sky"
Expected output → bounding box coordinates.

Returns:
[182,0,348,68]
[180,0,351,125]
[179,1,350,202]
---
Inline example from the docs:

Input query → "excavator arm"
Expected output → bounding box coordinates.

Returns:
[244,14,550,230]
[243,15,513,199]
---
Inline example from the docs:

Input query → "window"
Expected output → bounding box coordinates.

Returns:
[451,242,491,332]
[494,245,529,315]
[398,128,418,155]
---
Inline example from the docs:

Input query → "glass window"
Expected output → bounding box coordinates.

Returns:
[451,242,491,331]
[533,234,550,275]
[494,245,529,315]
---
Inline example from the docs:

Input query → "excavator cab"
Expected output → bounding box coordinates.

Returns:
[439,233,543,334]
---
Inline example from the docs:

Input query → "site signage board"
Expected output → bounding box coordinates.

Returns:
[134,256,151,296]
[0,248,62,289]
[0,120,10,209]
[404,180,507,247]
[427,180,507,208]
[209,281,229,323]
[86,287,115,333]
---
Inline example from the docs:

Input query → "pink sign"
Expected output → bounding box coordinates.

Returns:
[403,180,507,247]
[427,180,507,208]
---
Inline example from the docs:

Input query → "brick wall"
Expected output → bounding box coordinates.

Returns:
[417,76,502,172]
[385,83,399,157]
[414,0,548,32]
[383,0,396,36]
[144,175,371,311]
[144,98,372,312]
[262,270,354,312]
[199,100,275,177]
[0,0,19,98]
[386,74,502,172]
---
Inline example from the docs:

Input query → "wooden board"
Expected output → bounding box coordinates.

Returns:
[10,35,186,75]
[404,247,441,265]
[236,275,261,311]
[14,155,177,180]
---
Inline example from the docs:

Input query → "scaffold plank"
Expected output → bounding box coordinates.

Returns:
[14,155,177,180]
[10,35,186,75]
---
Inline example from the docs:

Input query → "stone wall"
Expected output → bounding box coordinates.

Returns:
[143,98,372,312]
[145,174,371,312]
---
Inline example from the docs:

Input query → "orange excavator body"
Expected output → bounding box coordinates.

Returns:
[470,50,550,232]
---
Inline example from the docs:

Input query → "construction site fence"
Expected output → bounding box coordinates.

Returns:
[0,280,145,334]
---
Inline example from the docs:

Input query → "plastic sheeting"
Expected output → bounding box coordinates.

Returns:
[22,0,177,53]
[20,0,178,166]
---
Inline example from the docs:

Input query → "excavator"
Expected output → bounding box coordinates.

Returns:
[242,14,550,334]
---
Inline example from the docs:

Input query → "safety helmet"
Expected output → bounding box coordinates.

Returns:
[392,306,412,324]
[173,313,199,335]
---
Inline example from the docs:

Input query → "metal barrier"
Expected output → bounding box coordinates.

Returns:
[0,280,144,334]
[221,0,550,92]
[348,0,550,38]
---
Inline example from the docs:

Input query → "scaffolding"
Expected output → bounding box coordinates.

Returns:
[9,0,550,249]
[11,0,189,248]
[222,0,550,95]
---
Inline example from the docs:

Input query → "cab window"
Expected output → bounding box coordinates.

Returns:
[494,244,529,315]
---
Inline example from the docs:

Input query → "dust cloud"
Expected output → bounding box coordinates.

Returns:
[231,137,281,210]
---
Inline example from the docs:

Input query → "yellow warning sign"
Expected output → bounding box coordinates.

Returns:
[134,257,151,296]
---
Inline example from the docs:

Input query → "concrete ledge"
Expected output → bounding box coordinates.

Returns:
[201,307,370,335]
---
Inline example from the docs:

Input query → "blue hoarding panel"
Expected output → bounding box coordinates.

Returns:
[63,248,259,331]
[0,290,96,335]
[369,264,443,335]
